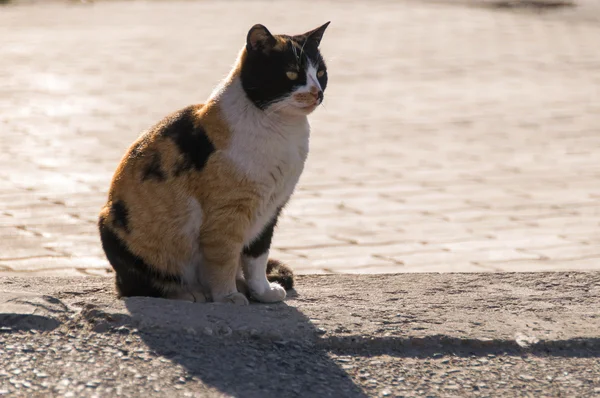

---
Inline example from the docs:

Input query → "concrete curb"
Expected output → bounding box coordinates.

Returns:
[2,273,599,343]
[1,273,599,396]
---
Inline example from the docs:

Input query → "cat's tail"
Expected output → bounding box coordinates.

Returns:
[266,259,295,290]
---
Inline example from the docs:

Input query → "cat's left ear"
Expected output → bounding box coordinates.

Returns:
[296,21,331,47]
[247,24,277,53]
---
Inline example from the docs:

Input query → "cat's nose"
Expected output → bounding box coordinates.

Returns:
[316,91,324,103]
[309,88,324,103]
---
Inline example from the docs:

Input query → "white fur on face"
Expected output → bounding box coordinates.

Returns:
[306,63,323,93]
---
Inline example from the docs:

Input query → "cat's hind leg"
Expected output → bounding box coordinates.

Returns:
[99,212,178,299]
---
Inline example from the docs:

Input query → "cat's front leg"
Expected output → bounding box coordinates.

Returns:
[242,252,286,303]
[201,246,248,305]
[242,213,286,303]
[200,216,250,306]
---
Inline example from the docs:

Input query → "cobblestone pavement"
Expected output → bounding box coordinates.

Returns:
[1,0,599,277]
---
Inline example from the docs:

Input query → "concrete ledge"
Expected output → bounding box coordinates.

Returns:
[1,273,600,396]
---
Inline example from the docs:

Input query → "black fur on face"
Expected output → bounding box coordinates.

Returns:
[240,22,330,110]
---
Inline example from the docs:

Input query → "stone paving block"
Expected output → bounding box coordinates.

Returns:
[327,262,494,274]
[356,213,447,229]
[21,222,95,238]
[330,228,412,246]
[325,183,440,199]
[489,228,574,243]
[0,267,92,278]
[271,232,352,251]
[560,232,600,245]
[463,218,537,234]
[2,207,81,223]
[446,208,577,223]
[290,255,399,274]
[396,231,492,246]
[287,242,436,261]
[521,245,600,261]
[285,196,359,214]
[531,216,600,233]
[442,235,574,252]
[268,248,309,263]
[42,236,106,258]
[0,228,59,259]
[0,256,109,273]
[571,205,600,217]
[476,257,600,272]
[380,248,542,268]
[355,199,478,217]
[283,203,361,219]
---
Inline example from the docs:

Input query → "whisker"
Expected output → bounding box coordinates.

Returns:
[299,37,308,59]
[292,43,300,64]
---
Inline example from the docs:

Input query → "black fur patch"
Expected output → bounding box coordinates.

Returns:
[141,152,166,182]
[98,215,181,298]
[110,200,130,233]
[243,208,281,258]
[241,36,328,110]
[159,106,215,176]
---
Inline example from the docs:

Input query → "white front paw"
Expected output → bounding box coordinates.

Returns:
[251,282,286,303]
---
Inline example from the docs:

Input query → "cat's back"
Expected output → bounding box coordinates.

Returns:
[111,104,210,191]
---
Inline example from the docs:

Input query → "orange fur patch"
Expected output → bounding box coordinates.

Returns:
[100,101,261,296]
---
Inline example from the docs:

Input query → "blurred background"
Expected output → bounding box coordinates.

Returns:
[1,0,599,277]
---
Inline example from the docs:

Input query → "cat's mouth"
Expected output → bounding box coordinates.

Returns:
[291,92,322,113]
[279,95,322,116]
[298,99,321,110]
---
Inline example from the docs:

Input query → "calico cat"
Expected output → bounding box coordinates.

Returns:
[98,22,330,305]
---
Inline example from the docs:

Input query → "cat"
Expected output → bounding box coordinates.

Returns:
[98,22,330,305]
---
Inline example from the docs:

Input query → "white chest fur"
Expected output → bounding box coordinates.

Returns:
[215,78,310,244]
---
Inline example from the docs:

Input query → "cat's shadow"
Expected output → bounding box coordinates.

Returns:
[123,291,368,398]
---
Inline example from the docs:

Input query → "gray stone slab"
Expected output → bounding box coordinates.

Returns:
[1,273,599,396]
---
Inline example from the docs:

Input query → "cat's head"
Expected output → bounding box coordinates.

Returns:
[240,22,330,116]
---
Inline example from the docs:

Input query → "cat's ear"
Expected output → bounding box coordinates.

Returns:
[247,24,277,53]
[296,21,331,47]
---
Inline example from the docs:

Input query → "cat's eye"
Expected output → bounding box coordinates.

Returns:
[317,70,325,78]
[286,71,298,80]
